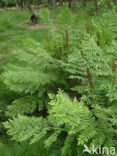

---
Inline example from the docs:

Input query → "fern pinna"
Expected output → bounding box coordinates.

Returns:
[2,7,117,156]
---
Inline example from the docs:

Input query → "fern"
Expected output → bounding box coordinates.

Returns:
[61,135,76,156]
[5,95,37,117]
[4,115,49,143]
[39,8,51,24]
[2,7,117,156]
[4,90,117,155]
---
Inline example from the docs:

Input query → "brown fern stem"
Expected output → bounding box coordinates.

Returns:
[86,67,93,90]
[59,47,62,60]
[97,32,100,46]
[97,40,99,46]
[86,67,98,106]
[112,59,116,74]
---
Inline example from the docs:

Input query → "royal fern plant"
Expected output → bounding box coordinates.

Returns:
[2,7,117,156]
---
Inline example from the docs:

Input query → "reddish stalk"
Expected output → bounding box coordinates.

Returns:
[59,47,62,60]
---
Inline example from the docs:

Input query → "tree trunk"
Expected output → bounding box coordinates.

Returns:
[72,0,77,13]
[68,0,72,8]
[52,0,56,7]
[20,0,24,9]
[59,0,63,5]
[5,2,7,10]
[48,0,52,6]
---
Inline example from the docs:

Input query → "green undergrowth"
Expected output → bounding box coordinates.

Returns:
[0,3,117,156]
[0,9,48,56]
[0,138,61,156]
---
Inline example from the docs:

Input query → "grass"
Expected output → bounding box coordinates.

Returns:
[0,137,61,156]
[0,9,48,56]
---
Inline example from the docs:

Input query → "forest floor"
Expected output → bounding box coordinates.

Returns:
[28,23,48,29]
[0,9,49,66]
